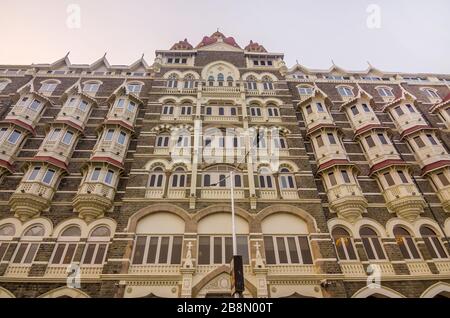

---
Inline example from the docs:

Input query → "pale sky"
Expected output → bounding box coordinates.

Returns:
[0,0,449,74]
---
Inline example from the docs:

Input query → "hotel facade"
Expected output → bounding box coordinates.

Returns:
[0,32,449,298]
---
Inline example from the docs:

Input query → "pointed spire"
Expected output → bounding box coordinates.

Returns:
[65,51,70,58]
[103,52,107,58]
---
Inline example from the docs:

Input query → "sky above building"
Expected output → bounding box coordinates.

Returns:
[0,0,449,73]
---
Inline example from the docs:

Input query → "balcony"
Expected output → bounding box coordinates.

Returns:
[107,107,138,129]
[259,189,278,200]
[435,184,450,213]
[392,112,426,135]
[280,189,299,200]
[202,148,246,164]
[167,188,187,199]
[315,143,348,167]
[4,264,31,278]
[326,183,367,222]
[266,264,318,276]
[73,182,116,221]
[203,115,239,122]
[45,265,103,278]
[0,134,26,171]
[435,260,450,274]
[364,261,396,276]
[261,90,276,96]
[340,262,366,277]
[364,144,401,167]
[128,264,181,275]
[9,181,55,221]
[347,111,381,132]
[92,140,127,165]
[201,85,241,98]
[36,138,76,166]
[406,261,432,275]
[145,188,164,199]
[410,143,450,168]
[57,105,90,130]
[201,188,245,199]
[303,111,334,132]
[381,183,425,221]
[6,102,42,129]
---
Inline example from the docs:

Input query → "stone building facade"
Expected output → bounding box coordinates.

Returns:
[0,31,449,298]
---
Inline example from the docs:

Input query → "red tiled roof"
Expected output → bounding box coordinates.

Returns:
[32,156,68,171]
[104,119,134,132]
[421,160,450,176]
[369,159,407,175]
[244,40,267,53]
[170,38,193,50]
[354,124,386,138]
[196,31,241,49]
[317,159,352,173]
[306,123,338,137]
[0,159,14,173]
[399,125,435,140]
[90,157,124,170]
[53,119,84,133]
[3,118,36,135]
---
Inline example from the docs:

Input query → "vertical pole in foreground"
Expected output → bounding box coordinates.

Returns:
[230,171,237,256]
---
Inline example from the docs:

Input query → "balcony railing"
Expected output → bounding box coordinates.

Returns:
[393,113,426,135]
[92,140,127,163]
[266,264,318,275]
[201,188,245,199]
[57,106,90,129]
[304,112,334,131]
[15,181,54,200]
[315,144,348,167]
[145,188,164,199]
[203,115,239,122]
[259,189,278,200]
[364,144,400,167]
[167,188,187,199]
[108,107,137,128]
[77,182,116,201]
[412,144,450,168]
[348,112,380,131]
[7,104,41,127]
[280,189,299,200]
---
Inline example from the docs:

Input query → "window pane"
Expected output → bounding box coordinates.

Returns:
[398,171,408,184]
[42,169,55,184]
[7,130,21,144]
[372,238,386,259]
[378,133,388,144]
[82,243,96,264]
[365,135,375,148]
[214,237,222,264]
[298,236,313,264]
[384,172,395,186]
[91,168,101,181]
[287,237,299,263]
[105,170,114,185]
[63,244,77,264]
[94,244,107,265]
[62,131,74,145]
[52,244,66,264]
[237,236,249,264]
[225,237,233,264]
[24,243,39,263]
[432,237,447,258]
[341,170,351,183]
[327,133,336,144]
[29,167,41,181]
[198,236,211,265]
[276,237,288,263]
[13,243,27,263]
[438,173,450,186]
[170,236,183,264]
[405,237,421,259]
[423,238,438,258]
[118,132,126,145]
[0,243,8,262]
[158,237,170,264]
[132,236,146,264]
[362,237,376,260]
[263,236,276,265]
[147,237,158,264]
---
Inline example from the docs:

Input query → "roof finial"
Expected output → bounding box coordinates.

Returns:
[141,53,145,59]
[217,27,219,32]
[367,60,373,68]
[296,59,299,65]
[65,51,70,58]
[331,59,336,66]
[103,52,107,58]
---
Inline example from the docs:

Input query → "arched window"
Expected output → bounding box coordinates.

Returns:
[171,167,186,188]
[332,227,357,260]
[246,76,258,90]
[258,167,274,189]
[39,80,59,94]
[297,85,313,96]
[82,226,111,265]
[148,167,165,188]
[377,87,394,97]
[420,226,448,259]
[180,103,192,116]
[250,104,262,117]
[183,75,195,89]
[262,76,274,90]
[156,133,170,147]
[132,213,184,265]
[337,86,354,97]
[279,168,295,189]
[162,103,174,115]
[12,225,44,264]
[217,73,224,86]
[0,224,15,262]
[203,165,242,188]
[50,226,81,265]
[267,105,280,117]
[167,74,178,88]
[83,81,101,94]
[227,76,233,86]
[393,226,421,260]
[359,227,386,260]
[273,136,288,149]
[208,76,214,86]
[423,88,440,100]
[0,79,10,92]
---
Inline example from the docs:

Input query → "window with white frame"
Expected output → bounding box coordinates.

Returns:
[12,225,44,264]
[393,226,421,260]
[28,99,42,111]
[148,167,165,188]
[50,226,81,265]
[246,76,258,90]
[61,130,74,145]
[162,104,175,115]
[279,168,295,189]
[180,104,192,115]
[359,227,386,260]
[377,87,394,97]
[171,167,186,188]
[0,224,15,262]
[132,235,183,265]
[420,226,448,259]
[267,105,280,117]
[167,74,178,88]
[258,167,274,189]
[7,130,21,145]
[332,227,357,261]
[297,85,313,96]
[263,235,312,265]
[156,134,170,147]
[262,76,274,90]
[423,88,440,99]
[39,81,58,93]
[117,131,127,145]
[82,226,110,265]
[250,105,262,117]
[27,166,55,185]
[198,235,249,265]
[203,166,242,188]
[0,80,9,92]
[183,75,195,89]
[337,86,354,97]
[127,83,142,93]
[83,82,100,93]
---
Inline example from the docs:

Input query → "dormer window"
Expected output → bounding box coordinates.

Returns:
[83,82,101,93]
[406,104,416,113]
[297,85,313,95]
[167,74,178,88]
[423,88,440,100]
[316,103,325,112]
[246,76,257,90]
[337,86,354,97]
[362,104,371,112]
[28,99,42,111]
[39,81,59,94]
[377,87,394,97]
[262,76,274,90]
[127,83,142,93]
[0,80,10,92]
